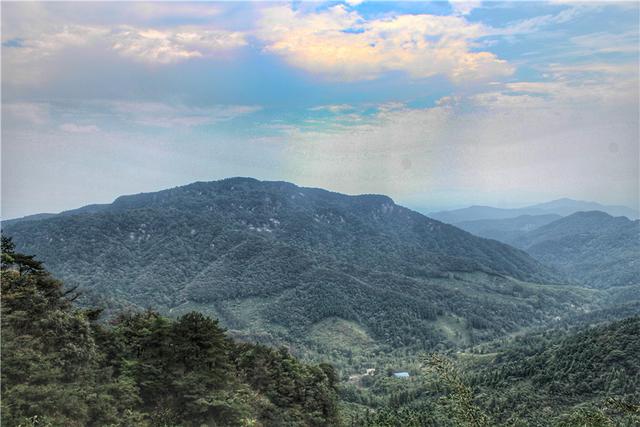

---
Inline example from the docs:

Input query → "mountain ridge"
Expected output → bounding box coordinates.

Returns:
[429,198,639,223]
[2,178,597,359]
[512,211,640,289]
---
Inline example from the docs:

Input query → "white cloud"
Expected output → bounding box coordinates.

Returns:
[2,101,261,136]
[59,123,100,133]
[2,102,50,125]
[270,62,638,206]
[256,4,513,83]
[497,5,586,34]
[1,24,247,84]
[126,3,222,21]
[111,26,247,64]
[309,104,354,113]
[108,102,261,128]
[450,1,482,16]
[570,31,639,55]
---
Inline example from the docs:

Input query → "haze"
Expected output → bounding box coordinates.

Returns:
[2,1,638,219]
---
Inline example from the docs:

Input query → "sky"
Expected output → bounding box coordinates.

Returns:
[1,1,639,219]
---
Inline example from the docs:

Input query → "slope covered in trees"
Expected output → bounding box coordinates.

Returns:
[2,178,599,359]
[454,214,562,244]
[512,211,640,288]
[0,237,339,427]
[340,317,640,426]
[470,316,640,425]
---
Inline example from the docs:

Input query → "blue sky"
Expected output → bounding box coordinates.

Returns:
[2,1,638,218]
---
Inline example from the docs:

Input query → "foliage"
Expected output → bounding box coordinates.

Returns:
[512,211,640,289]
[2,178,600,364]
[423,354,490,427]
[1,237,339,426]
[342,319,640,426]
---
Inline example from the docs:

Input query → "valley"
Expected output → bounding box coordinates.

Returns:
[2,178,638,426]
[3,179,610,360]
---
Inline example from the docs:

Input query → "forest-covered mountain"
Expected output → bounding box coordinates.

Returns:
[347,316,640,426]
[429,198,639,224]
[0,238,340,427]
[455,214,562,244]
[470,316,640,425]
[511,211,640,289]
[2,178,596,361]
[3,236,637,427]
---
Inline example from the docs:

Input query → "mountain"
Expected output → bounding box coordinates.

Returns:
[342,316,640,426]
[2,203,110,226]
[471,316,640,425]
[1,212,57,225]
[2,178,596,360]
[512,211,640,289]
[455,214,562,244]
[0,242,340,427]
[530,198,639,218]
[429,198,639,224]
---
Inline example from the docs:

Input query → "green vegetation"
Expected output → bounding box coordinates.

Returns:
[455,214,562,244]
[512,211,640,288]
[2,179,639,426]
[2,237,638,426]
[339,318,640,426]
[1,237,339,427]
[3,178,604,367]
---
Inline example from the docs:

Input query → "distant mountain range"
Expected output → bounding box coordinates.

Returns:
[2,178,595,357]
[512,211,639,289]
[455,214,562,244]
[450,208,639,289]
[432,199,639,289]
[429,198,639,224]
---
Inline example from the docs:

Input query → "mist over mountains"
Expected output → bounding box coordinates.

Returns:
[512,211,639,289]
[429,198,639,224]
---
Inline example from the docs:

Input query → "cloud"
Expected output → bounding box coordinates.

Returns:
[268,60,638,207]
[125,3,222,21]
[256,4,513,83]
[2,101,261,137]
[500,62,638,108]
[108,102,261,128]
[450,1,482,16]
[498,5,585,34]
[570,31,639,55]
[59,123,100,133]
[308,104,354,113]
[2,102,50,126]
[1,23,247,84]
[111,26,247,64]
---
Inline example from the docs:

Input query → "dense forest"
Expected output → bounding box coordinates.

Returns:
[3,178,604,364]
[340,318,640,426]
[2,179,638,426]
[511,211,640,289]
[3,238,639,426]
[1,237,339,427]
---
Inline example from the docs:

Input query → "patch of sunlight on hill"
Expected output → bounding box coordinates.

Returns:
[433,315,471,346]
[309,317,374,353]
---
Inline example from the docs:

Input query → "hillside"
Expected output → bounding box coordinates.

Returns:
[455,214,561,244]
[429,198,639,224]
[344,317,640,426]
[471,316,640,425]
[0,239,339,427]
[2,178,596,360]
[512,211,640,288]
